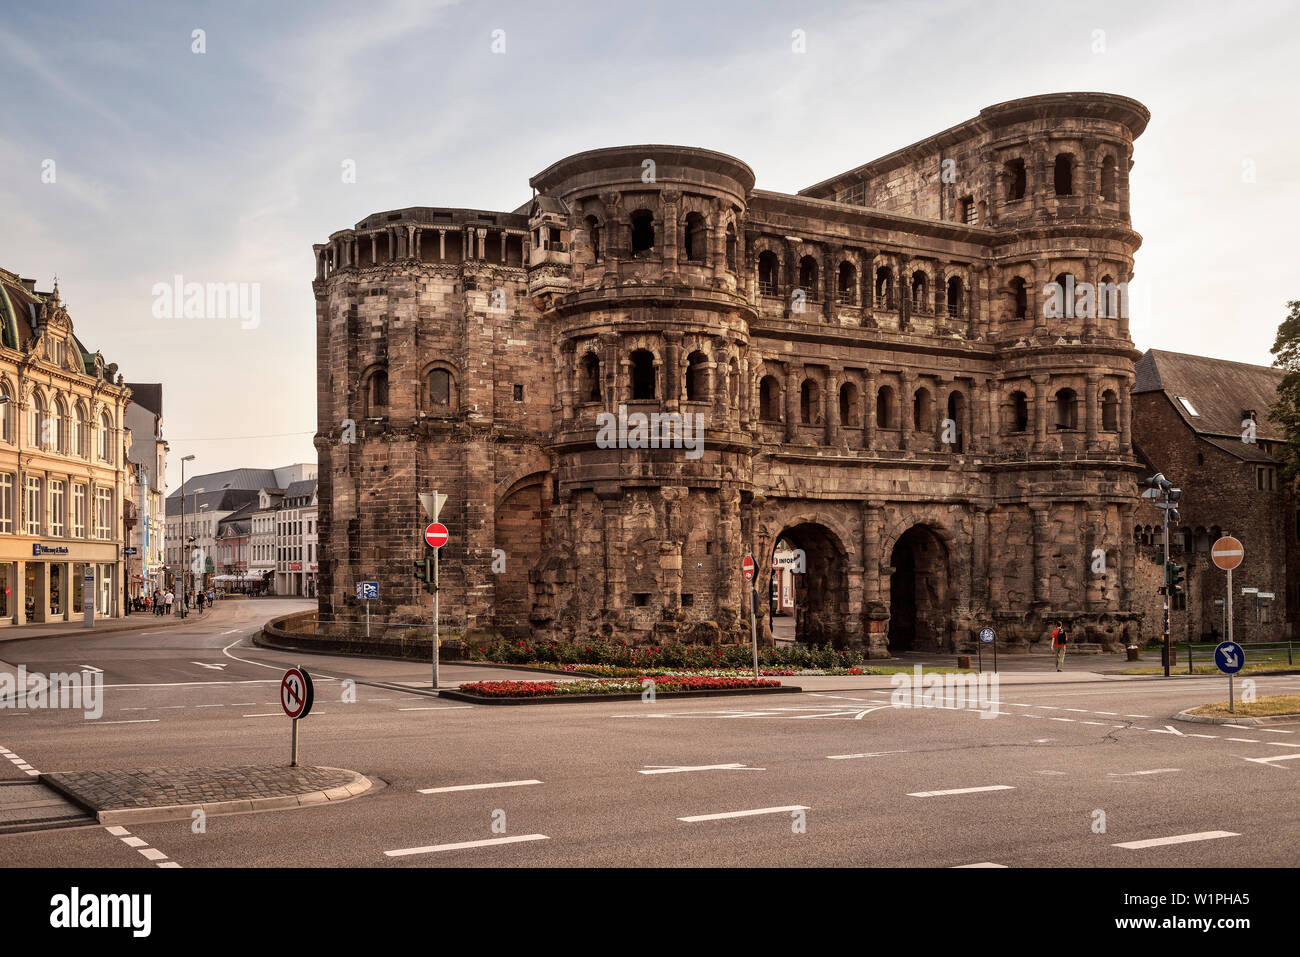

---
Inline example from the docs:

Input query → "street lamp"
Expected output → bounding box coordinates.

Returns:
[1143,473,1183,677]
[180,455,195,618]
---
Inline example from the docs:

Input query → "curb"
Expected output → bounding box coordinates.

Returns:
[0,610,213,644]
[439,685,803,706]
[1173,708,1300,727]
[42,767,373,825]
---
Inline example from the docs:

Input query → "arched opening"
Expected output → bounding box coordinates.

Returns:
[683,212,706,262]
[1099,275,1120,318]
[875,267,893,308]
[1054,388,1078,430]
[1005,158,1027,200]
[725,224,737,271]
[758,251,779,296]
[839,382,859,427]
[493,478,546,639]
[911,271,929,314]
[959,196,977,225]
[759,375,781,421]
[580,353,601,403]
[1011,276,1029,319]
[837,261,857,303]
[685,350,709,401]
[769,522,847,648]
[946,276,963,318]
[366,370,388,417]
[945,391,964,452]
[427,368,455,410]
[1054,153,1074,196]
[1100,156,1117,202]
[888,525,951,653]
[876,385,896,429]
[913,386,933,432]
[630,350,656,400]
[1102,389,1118,431]
[798,256,819,296]
[584,215,602,261]
[800,378,820,425]
[630,209,655,254]
[1010,391,1029,433]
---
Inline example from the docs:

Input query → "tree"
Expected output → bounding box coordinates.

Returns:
[1268,300,1300,486]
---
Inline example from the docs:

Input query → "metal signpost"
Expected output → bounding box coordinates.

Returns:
[978,626,996,673]
[742,554,757,678]
[82,569,95,629]
[356,581,378,637]
[418,491,448,691]
[1214,640,1244,714]
[1211,536,1244,649]
[280,666,314,766]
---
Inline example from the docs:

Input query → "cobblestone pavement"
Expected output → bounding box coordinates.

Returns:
[41,765,359,810]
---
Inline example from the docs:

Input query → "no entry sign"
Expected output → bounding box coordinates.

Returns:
[1211,536,1244,571]
[424,522,449,548]
[742,554,755,582]
[280,667,314,720]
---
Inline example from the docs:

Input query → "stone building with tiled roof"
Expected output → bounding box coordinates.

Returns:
[1132,349,1295,641]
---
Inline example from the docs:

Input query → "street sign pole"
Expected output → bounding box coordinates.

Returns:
[365,598,370,639]
[1226,567,1233,647]
[433,543,440,691]
[1162,508,1171,678]
[743,553,757,678]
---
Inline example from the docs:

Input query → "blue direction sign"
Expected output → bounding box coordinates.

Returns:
[356,581,378,601]
[123,547,138,556]
[979,627,995,644]
[1214,640,1245,675]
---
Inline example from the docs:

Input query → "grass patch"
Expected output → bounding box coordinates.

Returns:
[1188,695,1300,718]
[1119,663,1299,676]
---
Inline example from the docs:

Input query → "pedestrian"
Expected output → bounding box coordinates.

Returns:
[196,591,204,612]
[165,589,174,615]
[1051,619,1069,672]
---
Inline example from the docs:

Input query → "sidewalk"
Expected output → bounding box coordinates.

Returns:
[0,607,211,643]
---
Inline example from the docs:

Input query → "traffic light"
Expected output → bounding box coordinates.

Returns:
[1166,561,1185,595]
[411,558,434,592]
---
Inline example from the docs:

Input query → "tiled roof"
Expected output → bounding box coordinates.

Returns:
[1134,349,1285,442]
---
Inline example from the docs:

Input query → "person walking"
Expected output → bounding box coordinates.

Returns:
[165,589,174,616]
[1051,619,1069,672]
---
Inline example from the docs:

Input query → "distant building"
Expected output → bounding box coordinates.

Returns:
[124,383,166,599]
[0,269,133,624]
[248,488,283,595]
[214,501,254,593]
[276,479,317,596]
[1131,349,1295,641]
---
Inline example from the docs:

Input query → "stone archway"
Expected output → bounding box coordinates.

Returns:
[770,522,848,648]
[888,524,951,653]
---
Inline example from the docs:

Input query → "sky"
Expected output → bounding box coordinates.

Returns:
[1,0,1296,492]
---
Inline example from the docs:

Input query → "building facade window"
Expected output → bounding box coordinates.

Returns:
[95,486,113,539]
[24,476,41,535]
[98,412,113,462]
[73,484,87,538]
[0,474,12,533]
[49,480,64,537]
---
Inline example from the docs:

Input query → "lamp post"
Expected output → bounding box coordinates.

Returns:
[180,455,195,618]
[1143,473,1183,678]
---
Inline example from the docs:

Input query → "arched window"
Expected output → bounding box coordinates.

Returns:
[875,267,893,308]
[946,276,963,318]
[800,379,819,425]
[1005,158,1027,200]
[1102,389,1119,431]
[1100,156,1117,202]
[758,251,780,296]
[630,210,655,254]
[1054,388,1078,430]
[427,369,454,409]
[580,353,601,402]
[911,271,929,314]
[29,393,46,449]
[1010,277,1028,319]
[839,382,859,426]
[98,411,113,462]
[837,262,856,303]
[1010,391,1029,433]
[630,350,656,400]
[685,351,709,402]
[725,224,737,272]
[0,378,12,444]
[366,370,388,417]
[1098,275,1121,319]
[1195,527,1211,553]
[54,397,68,454]
[876,385,896,429]
[584,215,602,262]
[946,391,964,452]
[798,256,819,297]
[1054,154,1074,196]
[959,196,977,225]
[913,386,933,431]
[75,402,89,457]
[683,213,706,263]
[759,376,781,421]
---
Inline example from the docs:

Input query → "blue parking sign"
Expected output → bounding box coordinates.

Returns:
[1214,641,1244,675]
[356,581,378,601]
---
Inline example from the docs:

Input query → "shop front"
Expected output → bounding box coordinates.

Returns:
[0,541,123,625]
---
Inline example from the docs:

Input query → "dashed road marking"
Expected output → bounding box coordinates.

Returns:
[827,751,910,760]
[953,862,1007,868]
[418,779,542,794]
[385,834,549,857]
[104,825,180,867]
[639,764,764,775]
[1109,768,1180,777]
[1113,831,1238,850]
[908,786,1014,798]
[678,805,809,822]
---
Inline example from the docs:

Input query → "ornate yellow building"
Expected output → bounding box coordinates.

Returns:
[0,268,132,624]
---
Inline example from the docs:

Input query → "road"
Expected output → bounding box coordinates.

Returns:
[2,598,1298,869]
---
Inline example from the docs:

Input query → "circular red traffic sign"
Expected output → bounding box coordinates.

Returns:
[280,667,314,720]
[1211,536,1244,571]
[742,554,755,582]
[424,522,449,549]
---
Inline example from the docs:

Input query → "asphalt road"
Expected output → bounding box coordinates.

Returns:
[2,599,1298,869]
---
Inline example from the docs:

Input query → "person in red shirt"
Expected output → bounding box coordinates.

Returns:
[1051,620,1069,671]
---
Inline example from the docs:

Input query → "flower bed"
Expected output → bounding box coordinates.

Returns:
[532,663,867,678]
[458,675,782,698]
[469,635,864,671]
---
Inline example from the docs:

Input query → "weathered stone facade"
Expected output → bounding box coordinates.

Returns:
[313,92,1151,655]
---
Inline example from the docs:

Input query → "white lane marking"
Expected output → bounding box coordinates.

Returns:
[190,662,229,671]
[222,629,240,635]
[1108,768,1180,777]
[908,786,1015,798]
[1244,753,1300,766]
[1223,724,1255,729]
[96,719,161,725]
[1144,725,1185,736]
[1035,770,1066,775]
[398,706,473,712]
[157,861,181,868]
[78,665,103,674]
[139,848,168,862]
[1079,721,1106,725]
[242,713,283,718]
[221,637,338,679]
[1048,717,1075,722]
[1125,714,1152,718]
[953,862,1008,868]
[1094,711,1119,715]
[639,764,764,775]
[1269,742,1300,748]
[678,805,810,822]
[105,826,130,837]
[1063,708,1089,712]
[104,825,179,868]
[418,780,542,794]
[1113,831,1239,850]
[1225,738,1261,744]
[1186,733,1218,739]
[194,704,224,709]
[1038,706,1061,710]
[366,698,394,702]
[385,834,549,857]
[122,836,147,847]
[827,751,910,760]
[1260,729,1294,734]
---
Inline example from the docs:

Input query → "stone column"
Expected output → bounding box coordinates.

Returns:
[438,229,446,261]
[1118,502,1135,610]
[784,365,800,443]
[897,255,910,330]
[1120,376,1133,452]
[1085,506,1106,609]
[860,252,876,327]
[1031,503,1051,606]
[825,367,840,446]
[900,371,915,451]
[863,370,877,451]
[972,505,991,615]
[664,334,682,412]
[560,343,575,422]
[1032,374,1050,452]
[1085,372,1101,451]
[598,488,625,613]
[476,229,487,263]
[959,386,972,453]
[986,378,1000,450]
[783,239,800,319]
[739,356,751,431]
[1083,257,1100,336]
[822,247,835,321]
